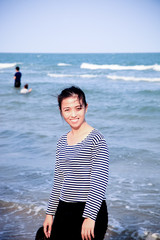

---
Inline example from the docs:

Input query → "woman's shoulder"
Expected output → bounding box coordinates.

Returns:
[90,129,106,144]
[57,132,67,145]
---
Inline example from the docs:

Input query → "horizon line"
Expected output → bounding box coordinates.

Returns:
[0,51,160,54]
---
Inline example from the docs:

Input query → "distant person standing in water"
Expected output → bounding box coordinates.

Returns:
[43,86,109,240]
[14,66,22,88]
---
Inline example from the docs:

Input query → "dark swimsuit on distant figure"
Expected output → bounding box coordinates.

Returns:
[14,72,22,88]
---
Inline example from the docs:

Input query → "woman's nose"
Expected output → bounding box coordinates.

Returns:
[71,109,76,117]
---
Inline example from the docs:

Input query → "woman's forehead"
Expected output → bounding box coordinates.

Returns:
[62,95,82,106]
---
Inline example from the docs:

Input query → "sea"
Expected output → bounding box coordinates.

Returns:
[0,53,160,240]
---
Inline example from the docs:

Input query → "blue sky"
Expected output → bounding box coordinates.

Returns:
[0,0,160,53]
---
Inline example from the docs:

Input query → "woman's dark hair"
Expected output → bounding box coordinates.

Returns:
[58,86,87,111]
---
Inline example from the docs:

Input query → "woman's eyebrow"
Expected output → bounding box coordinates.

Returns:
[62,106,70,110]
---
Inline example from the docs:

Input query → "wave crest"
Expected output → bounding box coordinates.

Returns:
[48,73,73,78]
[107,75,160,82]
[48,73,97,78]
[0,63,17,69]
[57,63,71,66]
[81,63,160,71]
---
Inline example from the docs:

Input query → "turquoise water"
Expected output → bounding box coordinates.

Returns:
[0,53,160,240]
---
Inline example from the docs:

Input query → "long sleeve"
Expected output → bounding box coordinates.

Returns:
[46,141,64,215]
[82,137,109,221]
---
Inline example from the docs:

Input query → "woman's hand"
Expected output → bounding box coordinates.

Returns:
[43,214,53,238]
[81,218,95,240]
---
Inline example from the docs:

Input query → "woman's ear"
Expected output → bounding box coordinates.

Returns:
[59,107,63,116]
[85,103,88,113]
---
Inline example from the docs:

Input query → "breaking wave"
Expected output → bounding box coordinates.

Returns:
[57,63,71,66]
[48,73,73,78]
[48,73,97,78]
[107,75,160,82]
[0,63,17,69]
[81,63,160,71]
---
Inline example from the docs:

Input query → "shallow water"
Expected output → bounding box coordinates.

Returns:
[0,53,160,239]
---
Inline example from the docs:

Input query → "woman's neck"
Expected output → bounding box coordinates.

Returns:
[67,122,94,145]
[70,121,89,135]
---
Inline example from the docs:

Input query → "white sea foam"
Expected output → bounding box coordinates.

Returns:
[109,218,125,233]
[48,73,97,78]
[57,63,71,66]
[79,74,97,78]
[0,63,17,69]
[107,75,160,82]
[48,73,73,78]
[81,63,160,71]
[153,64,160,71]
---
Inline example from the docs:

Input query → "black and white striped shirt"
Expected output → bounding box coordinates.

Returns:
[46,128,109,221]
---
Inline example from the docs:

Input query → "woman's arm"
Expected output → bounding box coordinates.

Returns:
[83,137,109,219]
[46,139,64,215]
[44,139,64,237]
[81,137,109,239]
[43,214,53,238]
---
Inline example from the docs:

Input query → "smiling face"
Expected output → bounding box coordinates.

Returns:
[61,95,88,130]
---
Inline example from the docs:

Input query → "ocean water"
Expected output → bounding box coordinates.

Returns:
[0,53,160,240]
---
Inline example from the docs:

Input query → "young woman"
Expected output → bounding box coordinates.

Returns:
[43,86,109,240]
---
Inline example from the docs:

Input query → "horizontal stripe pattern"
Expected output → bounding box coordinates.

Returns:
[46,129,109,221]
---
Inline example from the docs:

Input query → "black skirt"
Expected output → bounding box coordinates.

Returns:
[50,200,108,240]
